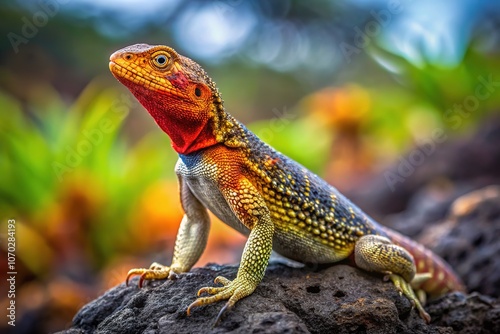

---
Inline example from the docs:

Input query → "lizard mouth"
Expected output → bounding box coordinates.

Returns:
[109,61,157,96]
[109,61,141,82]
[109,59,185,98]
[109,60,156,89]
[108,54,156,85]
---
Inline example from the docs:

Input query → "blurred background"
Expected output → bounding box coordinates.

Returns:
[1,0,500,332]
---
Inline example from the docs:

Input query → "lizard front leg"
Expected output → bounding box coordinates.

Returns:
[354,235,431,323]
[187,178,274,325]
[127,176,210,287]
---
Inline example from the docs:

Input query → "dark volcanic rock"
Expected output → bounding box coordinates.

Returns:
[57,263,499,334]
[431,186,500,298]
[427,293,500,334]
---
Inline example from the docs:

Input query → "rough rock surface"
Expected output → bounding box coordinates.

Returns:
[58,263,499,334]
[426,186,500,298]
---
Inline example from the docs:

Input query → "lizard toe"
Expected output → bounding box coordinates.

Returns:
[197,286,227,296]
[126,264,171,288]
[214,276,232,286]
[187,286,235,316]
[187,275,258,325]
[387,274,431,323]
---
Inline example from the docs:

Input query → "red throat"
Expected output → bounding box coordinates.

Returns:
[124,81,218,155]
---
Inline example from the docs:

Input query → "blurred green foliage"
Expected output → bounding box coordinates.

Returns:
[0,81,180,273]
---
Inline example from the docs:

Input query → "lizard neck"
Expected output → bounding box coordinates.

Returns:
[128,83,246,154]
[212,109,248,150]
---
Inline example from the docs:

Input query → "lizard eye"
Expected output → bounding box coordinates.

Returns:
[152,53,170,69]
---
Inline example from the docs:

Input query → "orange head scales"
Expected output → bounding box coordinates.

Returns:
[109,44,227,154]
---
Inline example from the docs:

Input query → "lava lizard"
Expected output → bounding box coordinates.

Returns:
[108,44,465,324]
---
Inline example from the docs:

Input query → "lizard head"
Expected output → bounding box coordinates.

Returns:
[109,44,224,154]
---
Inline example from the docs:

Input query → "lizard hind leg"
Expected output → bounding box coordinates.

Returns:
[354,235,431,323]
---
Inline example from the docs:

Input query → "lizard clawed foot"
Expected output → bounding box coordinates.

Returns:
[385,274,431,324]
[411,272,432,305]
[187,275,257,326]
[126,262,176,288]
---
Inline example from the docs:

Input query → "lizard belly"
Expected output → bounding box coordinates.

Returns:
[183,176,251,237]
[272,226,353,264]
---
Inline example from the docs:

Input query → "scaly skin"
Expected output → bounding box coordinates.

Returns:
[109,44,465,325]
